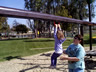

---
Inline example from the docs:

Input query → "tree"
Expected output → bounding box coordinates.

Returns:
[60,0,95,35]
[24,0,62,37]
[56,6,73,31]
[27,19,35,33]
[61,0,95,20]
[16,24,28,33]
[24,0,44,37]
[12,20,19,28]
[24,0,95,37]
[0,17,10,33]
[15,24,28,34]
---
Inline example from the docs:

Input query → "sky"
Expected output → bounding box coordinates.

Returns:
[0,0,27,28]
[0,0,96,28]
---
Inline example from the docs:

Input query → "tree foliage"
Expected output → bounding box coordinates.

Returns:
[15,24,28,34]
[0,17,10,33]
[56,6,73,31]
[12,20,28,34]
[24,0,95,32]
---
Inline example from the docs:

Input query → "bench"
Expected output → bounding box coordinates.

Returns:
[86,50,96,56]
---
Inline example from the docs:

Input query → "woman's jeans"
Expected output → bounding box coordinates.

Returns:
[69,68,84,72]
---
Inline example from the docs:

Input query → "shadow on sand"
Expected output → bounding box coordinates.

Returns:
[18,52,68,72]
[85,58,96,72]
[3,56,25,61]
[19,63,68,72]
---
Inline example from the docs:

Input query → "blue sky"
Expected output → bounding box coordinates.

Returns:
[0,0,96,28]
[0,0,27,28]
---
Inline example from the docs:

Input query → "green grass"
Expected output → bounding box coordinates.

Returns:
[84,33,96,46]
[0,33,96,62]
[0,38,72,61]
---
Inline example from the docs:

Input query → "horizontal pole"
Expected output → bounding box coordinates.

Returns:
[0,6,96,26]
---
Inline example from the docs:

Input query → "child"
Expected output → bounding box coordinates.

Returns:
[60,35,86,72]
[50,23,66,68]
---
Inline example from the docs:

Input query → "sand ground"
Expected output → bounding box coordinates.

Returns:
[0,47,96,72]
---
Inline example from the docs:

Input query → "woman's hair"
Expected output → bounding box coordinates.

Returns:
[74,34,83,44]
[57,30,64,40]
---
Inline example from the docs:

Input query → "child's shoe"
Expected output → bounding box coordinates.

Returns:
[49,66,56,69]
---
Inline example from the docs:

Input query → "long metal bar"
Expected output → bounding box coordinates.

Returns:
[0,6,96,26]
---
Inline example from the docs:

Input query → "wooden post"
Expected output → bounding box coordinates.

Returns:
[89,26,92,50]
[88,3,92,58]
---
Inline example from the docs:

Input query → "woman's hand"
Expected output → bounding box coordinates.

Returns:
[63,50,66,54]
[60,55,68,60]
[60,55,79,61]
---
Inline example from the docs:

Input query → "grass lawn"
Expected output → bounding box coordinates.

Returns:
[0,33,96,61]
[84,33,96,46]
[0,38,72,61]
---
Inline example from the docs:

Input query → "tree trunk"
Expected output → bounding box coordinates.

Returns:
[78,24,81,34]
[35,29,37,38]
[48,22,51,38]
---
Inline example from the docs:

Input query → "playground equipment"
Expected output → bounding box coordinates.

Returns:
[0,6,96,56]
[0,6,96,26]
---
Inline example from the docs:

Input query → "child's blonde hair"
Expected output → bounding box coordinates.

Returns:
[57,30,64,40]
